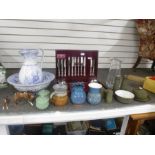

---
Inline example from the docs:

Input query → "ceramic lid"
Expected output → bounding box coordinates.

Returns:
[53,83,67,92]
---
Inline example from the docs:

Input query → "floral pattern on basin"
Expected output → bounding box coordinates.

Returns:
[7,71,55,92]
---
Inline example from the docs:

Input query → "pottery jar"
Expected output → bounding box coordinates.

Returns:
[50,83,68,106]
[105,89,113,104]
[36,96,49,110]
[87,82,102,105]
[71,83,86,104]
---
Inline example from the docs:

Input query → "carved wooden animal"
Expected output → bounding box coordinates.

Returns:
[14,92,35,104]
[2,97,9,110]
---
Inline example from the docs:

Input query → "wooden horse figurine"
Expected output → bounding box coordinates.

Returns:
[14,92,35,105]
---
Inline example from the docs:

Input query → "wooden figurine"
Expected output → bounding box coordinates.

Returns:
[2,97,9,110]
[14,92,35,105]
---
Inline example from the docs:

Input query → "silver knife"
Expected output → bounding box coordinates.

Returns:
[84,57,86,76]
[61,59,63,77]
[57,59,61,77]
[77,57,79,76]
[64,59,66,77]
[68,57,70,76]
[74,57,77,76]
[90,57,92,76]
[72,57,74,76]
[92,59,95,76]
[80,56,83,76]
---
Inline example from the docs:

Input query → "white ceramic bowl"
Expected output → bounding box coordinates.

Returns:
[7,71,55,92]
[115,90,135,104]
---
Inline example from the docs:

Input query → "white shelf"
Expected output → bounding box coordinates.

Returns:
[0,101,155,125]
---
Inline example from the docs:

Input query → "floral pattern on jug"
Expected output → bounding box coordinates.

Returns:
[19,49,44,85]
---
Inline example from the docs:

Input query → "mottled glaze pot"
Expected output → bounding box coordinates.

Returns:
[133,88,150,102]
[87,82,102,105]
[71,83,86,104]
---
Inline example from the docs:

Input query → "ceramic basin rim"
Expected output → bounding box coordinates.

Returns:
[115,90,135,99]
[88,83,102,89]
[7,71,55,86]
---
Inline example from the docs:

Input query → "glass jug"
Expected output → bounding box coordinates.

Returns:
[106,58,121,89]
[19,49,44,85]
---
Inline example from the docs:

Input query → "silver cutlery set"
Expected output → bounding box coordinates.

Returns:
[56,50,98,81]
[57,56,96,77]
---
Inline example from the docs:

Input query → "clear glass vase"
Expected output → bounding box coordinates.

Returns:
[106,58,121,89]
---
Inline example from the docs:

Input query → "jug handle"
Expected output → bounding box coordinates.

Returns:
[39,49,44,69]
[50,91,56,99]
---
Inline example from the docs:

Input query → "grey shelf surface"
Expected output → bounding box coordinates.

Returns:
[0,68,155,125]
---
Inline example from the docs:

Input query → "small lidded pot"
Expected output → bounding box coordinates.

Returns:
[50,82,68,106]
[87,82,103,105]
[36,96,49,110]
[36,89,50,110]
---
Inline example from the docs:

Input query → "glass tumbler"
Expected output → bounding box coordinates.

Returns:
[106,58,121,89]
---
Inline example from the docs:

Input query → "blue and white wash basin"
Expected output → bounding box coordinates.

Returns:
[7,71,55,92]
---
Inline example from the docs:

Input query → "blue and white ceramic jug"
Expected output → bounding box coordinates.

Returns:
[19,49,44,85]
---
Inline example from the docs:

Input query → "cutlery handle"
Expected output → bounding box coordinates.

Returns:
[64,59,66,77]
[92,60,95,76]
[68,57,70,76]
[74,57,76,76]
[57,59,61,77]
[89,58,92,76]
[72,57,74,76]
[81,57,83,76]
[61,59,63,77]
[84,57,86,76]
[77,57,79,76]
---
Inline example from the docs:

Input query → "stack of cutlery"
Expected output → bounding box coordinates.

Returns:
[56,51,98,80]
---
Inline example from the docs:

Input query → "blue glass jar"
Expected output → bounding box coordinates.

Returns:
[71,83,86,104]
[87,82,102,105]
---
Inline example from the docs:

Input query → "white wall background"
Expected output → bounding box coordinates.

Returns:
[0,19,152,68]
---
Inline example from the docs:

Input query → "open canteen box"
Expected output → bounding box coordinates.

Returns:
[55,50,98,91]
